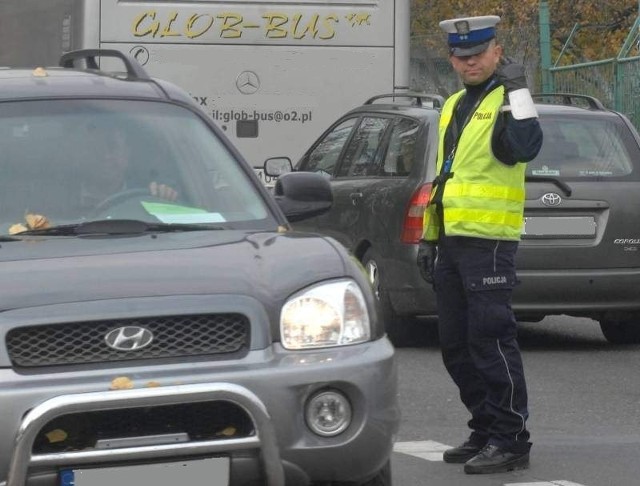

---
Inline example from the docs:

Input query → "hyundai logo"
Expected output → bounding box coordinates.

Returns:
[105,326,154,351]
[541,192,562,206]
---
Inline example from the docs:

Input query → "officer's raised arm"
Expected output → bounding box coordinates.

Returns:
[493,57,543,164]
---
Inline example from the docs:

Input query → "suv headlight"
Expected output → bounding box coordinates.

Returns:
[281,279,371,350]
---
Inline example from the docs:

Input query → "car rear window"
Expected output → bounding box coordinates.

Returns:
[527,113,640,180]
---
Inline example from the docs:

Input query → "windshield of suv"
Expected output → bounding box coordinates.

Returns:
[528,113,638,180]
[0,99,272,234]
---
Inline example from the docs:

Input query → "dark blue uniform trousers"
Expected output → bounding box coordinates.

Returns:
[434,235,531,454]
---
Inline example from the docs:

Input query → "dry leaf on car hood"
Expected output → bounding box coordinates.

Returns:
[25,213,50,230]
[9,223,28,235]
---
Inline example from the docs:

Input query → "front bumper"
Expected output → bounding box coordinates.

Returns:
[8,383,283,486]
[0,338,398,486]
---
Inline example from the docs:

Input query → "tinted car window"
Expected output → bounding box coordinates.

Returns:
[529,114,637,179]
[383,118,420,176]
[337,117,391,177]
[301,117,358,175]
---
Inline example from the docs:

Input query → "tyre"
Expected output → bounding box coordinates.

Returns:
[362,249,417,347]
[599,318,640,344]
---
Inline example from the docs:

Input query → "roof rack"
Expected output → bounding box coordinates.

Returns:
[531,93,606,111]
[59,49,151,81]
[364,92,445,109]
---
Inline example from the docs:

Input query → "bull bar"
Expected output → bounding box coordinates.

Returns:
[6,383,285,486]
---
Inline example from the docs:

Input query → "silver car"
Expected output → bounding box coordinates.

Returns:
[0,50,398,486]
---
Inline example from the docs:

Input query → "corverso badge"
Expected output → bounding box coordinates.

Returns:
[105,326,154,351]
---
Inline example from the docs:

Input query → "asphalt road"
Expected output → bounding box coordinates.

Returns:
[392,315,640,486]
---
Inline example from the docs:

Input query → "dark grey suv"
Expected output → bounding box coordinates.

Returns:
[279,92,640,345]
[0,50,398,486]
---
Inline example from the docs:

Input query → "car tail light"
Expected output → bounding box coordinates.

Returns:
[401,183,432,244]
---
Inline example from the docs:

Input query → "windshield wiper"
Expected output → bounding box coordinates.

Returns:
[12,219,225,236]
[9,223,81,237]
[525,175,572,197]
[139,222,227,233]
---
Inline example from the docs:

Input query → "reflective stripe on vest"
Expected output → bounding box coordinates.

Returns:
[422,86,525,241]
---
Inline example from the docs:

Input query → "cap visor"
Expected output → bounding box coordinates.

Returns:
[450,40,491,57]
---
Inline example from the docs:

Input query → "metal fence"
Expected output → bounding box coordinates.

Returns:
[617,57,640,128]
[547,15,640,130]
[549,58,640,128]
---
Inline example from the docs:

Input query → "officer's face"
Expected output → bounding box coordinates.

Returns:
[449,41,503,85]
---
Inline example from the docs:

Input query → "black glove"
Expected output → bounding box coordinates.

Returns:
[416,240,437,284]
[495,57,528,92]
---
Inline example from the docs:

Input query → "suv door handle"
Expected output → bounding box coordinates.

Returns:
[350,192,363,205]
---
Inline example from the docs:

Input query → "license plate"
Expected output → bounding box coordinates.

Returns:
[60,457,229,486]
[253,168,277,188]
[522,216,596,238]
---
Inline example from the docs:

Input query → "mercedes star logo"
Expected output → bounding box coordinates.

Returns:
[129,46,149,66]
[236,71,260,95]
[541,192,562,206]
[105,326,154,351]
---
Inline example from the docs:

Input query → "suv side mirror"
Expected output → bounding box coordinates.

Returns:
[264,157,293,177]
[273,172,332,222]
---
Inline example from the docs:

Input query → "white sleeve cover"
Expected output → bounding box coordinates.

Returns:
[507,88,539,120]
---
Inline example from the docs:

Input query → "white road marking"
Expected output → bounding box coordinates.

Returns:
[505,482,587,486]
[395,441,589,486]
[393,440,450,461]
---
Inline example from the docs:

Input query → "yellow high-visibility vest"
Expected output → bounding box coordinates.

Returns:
[422,86,526,242]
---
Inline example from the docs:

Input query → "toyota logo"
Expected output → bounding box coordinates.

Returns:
[541,192,562,206]
[105,326,154,351]
[236,71,260,95]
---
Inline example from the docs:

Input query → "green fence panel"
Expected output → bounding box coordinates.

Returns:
[550,57,640,130]
[616,57,640,128]
[550,60,616,107]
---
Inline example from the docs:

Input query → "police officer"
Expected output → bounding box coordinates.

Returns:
[416,15,543,474]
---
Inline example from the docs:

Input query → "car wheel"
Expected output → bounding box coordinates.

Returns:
[599,318,640,344]
[362,249,416,347]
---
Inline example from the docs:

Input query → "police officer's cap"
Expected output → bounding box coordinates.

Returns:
[439,15,500,57]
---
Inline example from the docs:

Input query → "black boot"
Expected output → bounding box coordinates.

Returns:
[464,444,529,474]
[442,439,486,464]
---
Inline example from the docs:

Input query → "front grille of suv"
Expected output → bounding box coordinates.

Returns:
[33,400,255,453]
[6,314,250,368]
